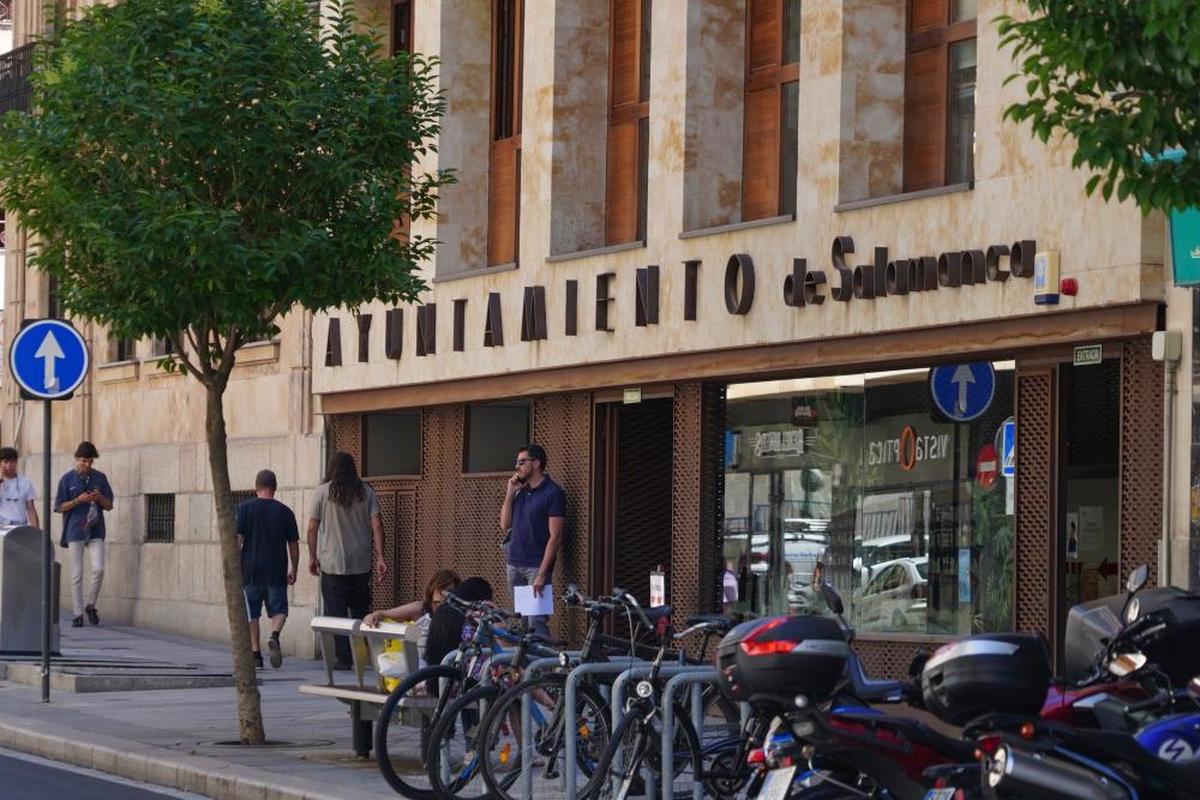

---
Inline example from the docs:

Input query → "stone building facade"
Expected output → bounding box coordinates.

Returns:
[3,0,1193,671]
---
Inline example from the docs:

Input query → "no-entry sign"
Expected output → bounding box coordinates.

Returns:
[976,443,999,490]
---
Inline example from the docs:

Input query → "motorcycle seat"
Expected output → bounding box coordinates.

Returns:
[846,650,907,703]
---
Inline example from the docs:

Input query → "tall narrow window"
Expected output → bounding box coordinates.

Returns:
[606,0,651,245]
[488,0,523,267]
[742,0,801,222]
[390,0,414,244]
[903,0,977,192]
[391,0,412,56]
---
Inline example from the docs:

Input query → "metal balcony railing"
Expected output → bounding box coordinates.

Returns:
[0,43,35,115]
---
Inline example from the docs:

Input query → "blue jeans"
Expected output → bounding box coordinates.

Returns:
[506,563,551,640]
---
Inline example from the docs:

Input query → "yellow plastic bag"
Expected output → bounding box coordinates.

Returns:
[379,639,409,692]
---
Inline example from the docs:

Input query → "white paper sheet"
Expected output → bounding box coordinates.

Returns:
[514,584,554,618]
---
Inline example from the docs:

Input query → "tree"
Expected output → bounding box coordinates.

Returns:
[998,1,1200,213]
[0,0,447,743]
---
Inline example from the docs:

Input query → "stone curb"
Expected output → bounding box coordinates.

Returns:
[0,711,350,800]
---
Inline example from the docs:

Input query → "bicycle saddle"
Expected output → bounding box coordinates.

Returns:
[684,613,737,630]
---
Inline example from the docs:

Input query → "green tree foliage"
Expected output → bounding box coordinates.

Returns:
[999,1,1200,213]
[0,0,447,743]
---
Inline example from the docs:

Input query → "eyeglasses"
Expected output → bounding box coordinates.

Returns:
[515,458,530,466]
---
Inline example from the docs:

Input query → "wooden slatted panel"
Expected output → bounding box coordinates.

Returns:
[610,0,639,106]
[748,0,779,73]
[902,45,946,192]
[1015,368,1055,637]
[606,119,640,245]
[742,85,781,221]
[1120,340,1163,587]
[488,138,519,265]
[909,0,946,32]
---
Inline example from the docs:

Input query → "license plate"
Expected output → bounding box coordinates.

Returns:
[923,790,957,800]
[758,765,798,800]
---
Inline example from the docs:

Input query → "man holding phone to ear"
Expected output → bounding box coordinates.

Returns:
[499,443,565,640]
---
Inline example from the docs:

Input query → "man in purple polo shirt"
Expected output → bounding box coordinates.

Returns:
[499,443,565,639]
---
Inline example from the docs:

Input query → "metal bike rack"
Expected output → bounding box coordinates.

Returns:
[608,664,710,800]
[517,654,580,800]
[562,659,647,800]
[660,668,723,800]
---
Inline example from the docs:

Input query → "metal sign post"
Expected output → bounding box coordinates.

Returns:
[7,318,90,703]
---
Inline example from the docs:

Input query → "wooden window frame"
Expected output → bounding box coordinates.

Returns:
[488,0,523,267]
[903,0,977,192]
[391,0,413,57]
[742,0,801,222]
[605,0,651,246]
[363,410,423,479]
[461,401,532,475]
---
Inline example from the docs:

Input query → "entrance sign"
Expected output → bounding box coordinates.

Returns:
[8,319,90,399]
[1000,420,1016,478]
[929,362,995,422]
[976,444,998,490]
[1073,344,1103,366]
[7,318,89,706]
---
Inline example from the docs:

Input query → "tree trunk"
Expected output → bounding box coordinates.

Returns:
[204,380,266,744]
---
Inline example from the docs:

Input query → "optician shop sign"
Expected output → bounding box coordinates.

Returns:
[323,235,1041,365]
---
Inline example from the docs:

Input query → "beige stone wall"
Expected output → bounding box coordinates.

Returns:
[313,0,1168,400]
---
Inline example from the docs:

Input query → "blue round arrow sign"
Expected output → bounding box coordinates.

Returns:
[8,319,90,400]
[929,362,995,422]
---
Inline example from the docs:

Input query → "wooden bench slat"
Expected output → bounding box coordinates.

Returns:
[299,684,390,704]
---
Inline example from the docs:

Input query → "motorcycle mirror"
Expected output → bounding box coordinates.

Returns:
[819,582,845,615]
[1126,564,1149,594]
[1108,651,1148,678]
[1124,596,1141,625]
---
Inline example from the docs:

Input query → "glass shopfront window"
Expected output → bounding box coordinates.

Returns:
[723,364,1015,636]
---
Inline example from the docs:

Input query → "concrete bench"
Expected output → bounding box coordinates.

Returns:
[298,616,424,757]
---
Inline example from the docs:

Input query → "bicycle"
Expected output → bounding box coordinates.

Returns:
[424,605,560,799]
[590,610,767,800]
[374,591,555,799]
[475,586,740,800]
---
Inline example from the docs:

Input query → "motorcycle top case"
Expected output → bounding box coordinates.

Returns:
[1064,587,1200,684]
[715,614,849,705]
[921,633,1051,725]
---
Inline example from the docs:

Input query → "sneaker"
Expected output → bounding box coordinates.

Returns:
[267,634,283,668]
[253,651,264,669]
[71,616,84,628]
[85,605,99,626]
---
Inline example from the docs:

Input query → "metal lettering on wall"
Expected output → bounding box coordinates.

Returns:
[324,236,1038,363]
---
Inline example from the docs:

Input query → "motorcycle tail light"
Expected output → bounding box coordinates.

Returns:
[1020,722,1035,740]
[739,617,796,656]
[740,639,798,656]
[978,735,1002,755]
[747,748,765,765]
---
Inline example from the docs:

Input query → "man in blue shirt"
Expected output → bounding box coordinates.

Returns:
[236,469,299,669]
[54,441,114,628]
[499,443,565,639]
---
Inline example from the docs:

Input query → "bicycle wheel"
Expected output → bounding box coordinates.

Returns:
[426,683,501,800]
[374,664,468,800]
[592,703,701,800]
[477,672,612,800]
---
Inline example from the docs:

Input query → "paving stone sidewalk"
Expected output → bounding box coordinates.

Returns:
[0,619,409,800]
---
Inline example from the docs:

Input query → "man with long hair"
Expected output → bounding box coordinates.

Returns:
[306,451,388,669]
